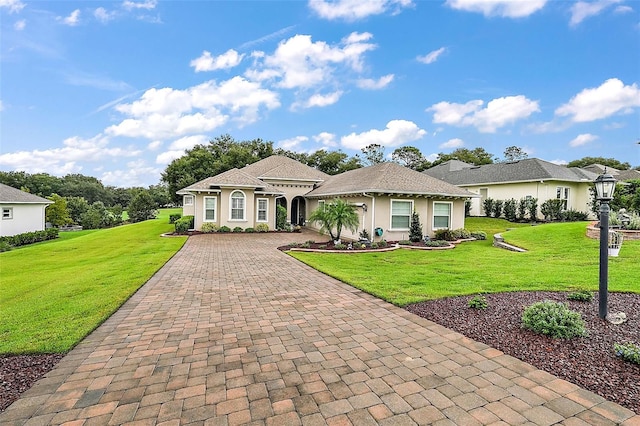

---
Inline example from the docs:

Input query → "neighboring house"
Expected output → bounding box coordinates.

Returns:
[0,183,53,237]
[178,156,476,240]
[423,158,598,219]
[581,164,640,182]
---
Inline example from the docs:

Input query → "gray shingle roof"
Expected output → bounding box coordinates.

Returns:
[242,156,329,182]
[179,168,284,195]
[306,162,476,198]
[0,183,53,204]
[423,158,599,185]
[582,164,640,181]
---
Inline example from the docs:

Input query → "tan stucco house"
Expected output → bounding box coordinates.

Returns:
[178,156,476,240]
[423,158,598,219]
[0,183,53,237]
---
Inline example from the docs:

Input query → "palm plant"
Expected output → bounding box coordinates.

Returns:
[309,198,360,242]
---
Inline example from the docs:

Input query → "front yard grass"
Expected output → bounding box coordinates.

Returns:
[0,209,186,354]
[290,219,639,306]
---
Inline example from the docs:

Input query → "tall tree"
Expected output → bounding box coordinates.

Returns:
[567,157,631,170]
[431,147,495,167]
[46,194,71,227]
[128,191,157,223]
[392,146,430,171]
[358,144,386,166]
[502,146,529,162]
[306,150,361,175]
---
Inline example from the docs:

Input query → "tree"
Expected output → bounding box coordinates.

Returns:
[409,211,423,242]
[46,194,71,227]
[60,174,111,205]
[80,202,112,229]
[128,191,157,223]
[65,196,90,225]
[148,184,172,207]
[567,157,631,170]
[392,146,430,171]
[502,146,528,162]
[358,144,386,166]
[431,147,495,167]
[306,150,361,175]
[308,199,359,242]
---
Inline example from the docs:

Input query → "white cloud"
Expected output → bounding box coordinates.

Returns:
[429,95,540,133]
[239,25,297,50]
[278,136,309,150]
[308,0,413,21]
[147,140,162,150]
[555,78,640,122]
[356,74,394,90]
[169,135,209,151]
[341,119,426,150]
[107,77,280,140]
[313,132,338,147]
[570,0,622,26]
[190,49,245,72]
[14,19,26,30]
[569,133,599,147]
[440,138,465,149]
[549,159,568,165]
[59,9,81,26]
[246,32,376,90]
[417,47,446,64]
[101,160,162,187]
[94,7,116,23]
[63,70,132,92]
[293,91,343,110]
[614,5,633,13]
[0,0,25,13]
[122,0,157,11]
[445,0,547,18]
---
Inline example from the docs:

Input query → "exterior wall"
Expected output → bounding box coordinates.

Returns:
[463,181,595,219]
[262,179,317,225]
[0,203,48,237]
[188,190,278,231]
[182,194,195,217]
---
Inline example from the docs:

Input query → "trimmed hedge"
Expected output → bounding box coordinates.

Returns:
[0,228,59,251]
[174,215,194,234]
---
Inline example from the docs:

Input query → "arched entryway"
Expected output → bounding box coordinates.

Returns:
[291,196,306,226]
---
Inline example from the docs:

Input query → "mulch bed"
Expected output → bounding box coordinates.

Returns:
[278,239,457,251]
[406,291,640,414]
[1,354,64,411]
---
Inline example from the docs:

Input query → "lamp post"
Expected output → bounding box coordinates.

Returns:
[594,171,616,320]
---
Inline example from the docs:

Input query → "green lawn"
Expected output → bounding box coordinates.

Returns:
[290,218,639,306]
[0,209,186,354]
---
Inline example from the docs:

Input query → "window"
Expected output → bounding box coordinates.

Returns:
[318,200,325,211]
[556,187,570,210]
[433,202,452,229]
[2,208,13,220]
[184,195,194,206]
[230,191,245,220]
[203,197,217,222]
[257,198,268,222]
[390,200,412,229]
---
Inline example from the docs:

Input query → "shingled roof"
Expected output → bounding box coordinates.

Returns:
[242,156,329,182]
[179,168,283,195]
[306,162,476,198]
[423,158,598,186]
[0,183,53,204]
[582,164,640,181]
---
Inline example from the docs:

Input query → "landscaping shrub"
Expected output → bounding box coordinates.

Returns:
[470,231,487,240]
[174,215,194,234]
[200,222,218,233]
[521,300,587,339]
[255,223,269,233]
[452,228,471,239]
[244,227,255,233]
[219,225,231,232]
[626,212,640,230]
[232,226,243,233]
[169,213,182,224]
[468,295,488,310]
[483,198,494,217]
[377,239,388,248]
[409,211,423,242]
[527,198,539,221]
[560,209,589,222]
[0,228,59,249]
[503,199,517,222]
[614,342,640,365]
[517,198,528,221]
[359,229,370,241]
[276,205,287,230]
[334,243,346,250]
[423,240,451,247]
[567,290,593,302]
[492,200,504,218]
[398,240,412,245]
[434,229,456,241]
[0,240,12,252]
[541,199,565,221]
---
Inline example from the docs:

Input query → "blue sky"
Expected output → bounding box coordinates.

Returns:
[1,0,639,187]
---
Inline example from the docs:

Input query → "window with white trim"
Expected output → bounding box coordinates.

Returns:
[257,198,268,222]
[2,207,13,220]
[556,187,570,210]
[433,202,452,229]
[184,195,194,206]
[390,200,412,229]
[230,191,246,220]
[203,196,217,222]
[318,200,325,211]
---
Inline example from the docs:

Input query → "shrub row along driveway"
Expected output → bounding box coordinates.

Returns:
[2,231,638,425]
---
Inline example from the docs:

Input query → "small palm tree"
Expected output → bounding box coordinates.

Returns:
[308,204,336,241]
[309,199,360,242]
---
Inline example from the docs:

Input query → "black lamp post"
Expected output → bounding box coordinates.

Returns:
[594,171,616,319]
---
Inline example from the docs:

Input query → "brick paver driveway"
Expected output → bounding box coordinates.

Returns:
[2,231,638,425]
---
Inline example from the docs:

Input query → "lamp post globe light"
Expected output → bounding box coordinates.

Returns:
[594,171,616,320]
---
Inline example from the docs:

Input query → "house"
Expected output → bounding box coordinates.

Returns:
[178,156,476,240]
[581,164,640,182]
[0,183,53,237]
[423,158,598,219]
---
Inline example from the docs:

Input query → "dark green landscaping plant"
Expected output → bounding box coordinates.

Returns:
[522,300,587,339]
[468,295,488,310]
[527,198,539,221]
[409,211,423,242]
[219,225,231,232]
[503,199,517,222]
[483,198,494,218]
[493,199,504,218]
[567,290,593,302]
[614,342,640,365]
[434,229,455,241]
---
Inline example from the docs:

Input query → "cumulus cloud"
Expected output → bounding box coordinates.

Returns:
[439,138,465,149]
[14,19,25,30]
[555,78,640,123]
[278,136,309,150]
[107,76,280,140]
[356,74,394,90]
[94,7,116,23]
[155,135,209,164]
[308,0,413,21]
[313,132,338,147]
[101,160,163,187]
[570,0,623,26]
[190,49,245,72]
[292,91,343,110]
[147,140,162,150]
[0,0,25,13]
[445,0,547,18]
[417,47,446,64]
[60,9,81,26]
[569,133,598,147]
[341,120,426,150]
[122,0,157,11]
[429,95,540,133]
